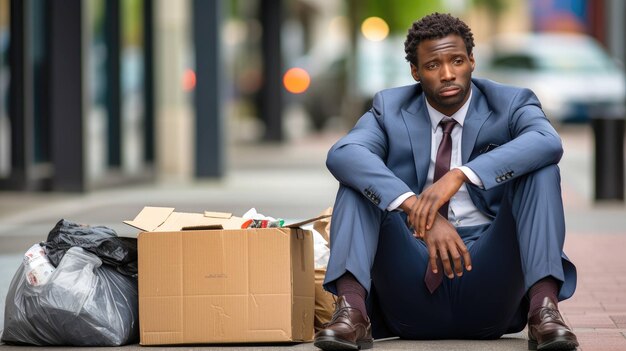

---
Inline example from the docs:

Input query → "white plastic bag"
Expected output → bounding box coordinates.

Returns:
[2,246,138,346]
[307,226,330,269]
[23,243,56,286]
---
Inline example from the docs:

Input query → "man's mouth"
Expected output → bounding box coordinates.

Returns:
[439,86,461,97]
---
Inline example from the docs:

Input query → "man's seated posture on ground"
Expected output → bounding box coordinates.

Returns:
[314,13,578,351]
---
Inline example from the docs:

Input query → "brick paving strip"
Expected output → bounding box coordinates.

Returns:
[562,234,626,351]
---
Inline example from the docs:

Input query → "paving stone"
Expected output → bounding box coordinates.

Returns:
[576,330,626,351]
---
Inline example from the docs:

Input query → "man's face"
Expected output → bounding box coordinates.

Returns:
[410,34,475,116]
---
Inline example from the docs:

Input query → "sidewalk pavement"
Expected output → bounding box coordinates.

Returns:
[0,125,625,350]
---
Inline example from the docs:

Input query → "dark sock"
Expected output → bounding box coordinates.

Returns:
[529,277,559,316]
[336,272,368,319]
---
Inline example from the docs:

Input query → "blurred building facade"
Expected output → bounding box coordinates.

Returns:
[0,0,623,192]
[0,0,213,192]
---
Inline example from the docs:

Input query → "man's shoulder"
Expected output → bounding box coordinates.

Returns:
[372,84,422,111]
[377,84,421,99]
[472,77,539,106]
[472,77,526,95]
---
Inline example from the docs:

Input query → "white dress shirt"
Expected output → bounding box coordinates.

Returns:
[387,91,492,227]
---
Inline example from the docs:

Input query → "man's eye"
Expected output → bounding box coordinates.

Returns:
[426,63,438,69]
[453,58,464,64]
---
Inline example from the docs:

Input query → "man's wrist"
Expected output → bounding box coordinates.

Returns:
[456,166,483,187]
[451,168,469,183]
[399,195,417,213]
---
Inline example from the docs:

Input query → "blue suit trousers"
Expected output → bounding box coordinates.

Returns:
[323,164,577,339]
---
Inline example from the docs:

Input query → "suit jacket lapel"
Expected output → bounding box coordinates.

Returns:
[401,94,431,192]
[462,83,492,163]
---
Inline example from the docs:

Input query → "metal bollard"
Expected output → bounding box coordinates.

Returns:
[592,117,625,201]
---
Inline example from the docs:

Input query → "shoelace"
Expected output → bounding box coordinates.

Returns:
[540,307,563,322]
[329,306,354,322]
[325,299,359,326]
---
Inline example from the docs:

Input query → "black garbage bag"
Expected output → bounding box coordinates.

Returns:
[1,246,139,346]
[43,219,137,276]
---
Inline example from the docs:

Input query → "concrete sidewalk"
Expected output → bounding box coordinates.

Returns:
[0,125,625,350]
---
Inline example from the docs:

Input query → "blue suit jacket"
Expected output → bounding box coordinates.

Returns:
[326,78,563,219]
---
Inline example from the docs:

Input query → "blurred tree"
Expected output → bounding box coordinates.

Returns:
[472,0,509,35]
[473,0,507,15]
[122,0,143,46]
[359,0,446,34]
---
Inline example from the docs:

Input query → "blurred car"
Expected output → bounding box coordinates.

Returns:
[475,33,626,123]
[298,36,415,131]
[300,57,348,131]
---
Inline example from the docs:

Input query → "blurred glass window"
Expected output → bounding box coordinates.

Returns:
[86,0,108,179]
[491,55,537,70]
[32,0,51,165]
[121,0,145,174]
[0,0,9,177]
[537,43,615,72]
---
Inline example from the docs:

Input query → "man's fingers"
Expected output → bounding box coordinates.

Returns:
[425,205,439,231]
[464,251,472,271]
[415,198,428,236]
[459,242,472,271]
[442,241,463,278]
[441,239,471,279]
[417,200,432,236]
[449,243,463,277]
[438,246,453,278]
[428,246,438,273]
[417,229,425,239]
[452,238,472,273]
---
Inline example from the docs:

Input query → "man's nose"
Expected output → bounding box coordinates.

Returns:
[440,64,455,81]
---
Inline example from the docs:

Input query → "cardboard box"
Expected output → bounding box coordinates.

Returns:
[125,207,328,345]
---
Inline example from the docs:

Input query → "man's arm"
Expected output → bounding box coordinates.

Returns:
[464,88,563,190]
[413,88,563,235]
[326,92,413,211]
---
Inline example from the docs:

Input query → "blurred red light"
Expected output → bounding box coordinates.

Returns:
[183,69,196,91]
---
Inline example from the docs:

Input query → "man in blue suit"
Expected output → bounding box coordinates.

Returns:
[314,13,578,351]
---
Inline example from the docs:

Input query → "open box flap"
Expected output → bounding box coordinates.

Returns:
[204,211,233,219]
[123,207,175,232]
[157,212,246,231]
[285,214,332,229]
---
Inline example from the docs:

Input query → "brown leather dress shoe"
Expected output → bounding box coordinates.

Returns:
[314,296,373,350]
[528,297,579,350]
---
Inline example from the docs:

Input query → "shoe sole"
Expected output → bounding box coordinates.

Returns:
[314,336,373,350]
[528,338,579,350]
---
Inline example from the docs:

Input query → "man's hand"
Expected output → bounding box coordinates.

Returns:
[411,168,468,237]
[400,194,473,279]
[424,214,472,278]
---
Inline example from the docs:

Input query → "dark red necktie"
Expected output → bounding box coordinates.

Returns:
[424,118,457,293]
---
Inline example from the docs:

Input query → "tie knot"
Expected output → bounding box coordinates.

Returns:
[440,119,457,134]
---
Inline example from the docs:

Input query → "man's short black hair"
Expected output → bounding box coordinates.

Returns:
[404,13,475,66]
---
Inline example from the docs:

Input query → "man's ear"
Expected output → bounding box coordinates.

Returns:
[410,63,420,82]
[469,52,475,72]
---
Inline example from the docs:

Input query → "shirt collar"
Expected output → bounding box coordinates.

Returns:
[425,89,473,132]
